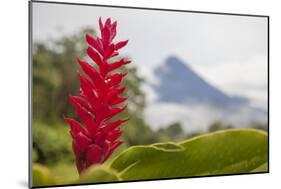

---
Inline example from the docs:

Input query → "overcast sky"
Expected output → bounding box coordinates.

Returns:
[32,2,268,106]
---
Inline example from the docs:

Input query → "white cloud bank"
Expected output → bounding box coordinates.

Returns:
[191,54,268,109]
[144,102,267,132]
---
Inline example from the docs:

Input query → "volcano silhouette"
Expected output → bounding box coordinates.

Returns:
[153,56,248,107]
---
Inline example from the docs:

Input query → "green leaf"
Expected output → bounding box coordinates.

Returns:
[77,164,121,184]
[110,129,268,180]
[251,162,268,172]
[32,163,56,187]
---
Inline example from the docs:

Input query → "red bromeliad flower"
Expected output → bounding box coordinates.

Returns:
[64,17,130,175]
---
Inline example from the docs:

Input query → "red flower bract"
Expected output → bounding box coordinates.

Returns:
[64,17,130,175]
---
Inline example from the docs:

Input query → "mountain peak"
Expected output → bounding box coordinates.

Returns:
[163,56,193,71]
[153,55,248,106]
[165,56,186,66]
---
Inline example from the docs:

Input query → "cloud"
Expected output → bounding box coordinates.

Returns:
[144,102,221,132]
[33,3,267,69]
[190,54,268,109]
[144,102,267,132]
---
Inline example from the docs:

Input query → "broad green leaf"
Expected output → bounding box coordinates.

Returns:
[32,163,56,187]
[111,129,268,180]
[77,164,121,184]
[251,162,268,172]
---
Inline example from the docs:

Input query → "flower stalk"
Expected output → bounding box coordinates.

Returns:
[64,17,130,174]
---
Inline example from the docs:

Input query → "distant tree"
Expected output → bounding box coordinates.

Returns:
[185,131,204,139]
[208,121,233,133]
[251,122,268,132]
[32,28,96,123]
[156,122,184,141]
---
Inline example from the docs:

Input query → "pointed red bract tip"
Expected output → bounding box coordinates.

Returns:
[65,17,130,175]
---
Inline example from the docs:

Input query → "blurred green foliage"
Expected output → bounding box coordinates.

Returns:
[208,121,233,133]
[32,29,93,123]
[32,163,56,187]
[32,120,73,164]
[156,122,184,141]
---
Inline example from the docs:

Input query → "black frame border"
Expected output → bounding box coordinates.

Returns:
[28,0,270,188]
